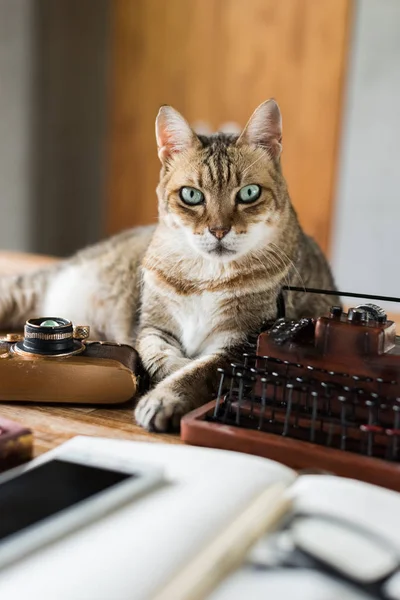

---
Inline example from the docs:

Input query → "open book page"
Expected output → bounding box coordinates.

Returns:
[0,437,296,600]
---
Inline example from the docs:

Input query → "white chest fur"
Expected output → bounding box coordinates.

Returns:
[144,269,239,358]
[175,292,228,358]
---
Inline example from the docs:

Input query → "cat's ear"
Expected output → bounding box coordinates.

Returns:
[156,105,200,163]
[237,99,282,158]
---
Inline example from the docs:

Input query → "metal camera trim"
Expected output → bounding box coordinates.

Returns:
[10,340,87,359]
[7,317,91,359]
[25,317,73,330]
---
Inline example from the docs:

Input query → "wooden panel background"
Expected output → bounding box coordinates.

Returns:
[106,0,352,255]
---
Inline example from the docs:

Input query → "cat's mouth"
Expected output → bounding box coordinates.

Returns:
[209,244,236,257]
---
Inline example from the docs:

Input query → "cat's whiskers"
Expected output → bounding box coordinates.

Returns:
[255,246,294,294]
[247,250,269,274]
[269,242,307,292]
[256,246,287,277]
[265,249,291,281]
[261,253,282,279]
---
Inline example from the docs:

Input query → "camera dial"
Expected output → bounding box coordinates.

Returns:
[12,317,90,357]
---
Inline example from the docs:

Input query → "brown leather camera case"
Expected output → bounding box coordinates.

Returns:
[0,341,140,405]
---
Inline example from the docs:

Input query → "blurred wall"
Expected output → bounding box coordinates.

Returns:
[0,0,109,257]
[106,0,351,256]
[332,0,400,309]
[0,0,33,252]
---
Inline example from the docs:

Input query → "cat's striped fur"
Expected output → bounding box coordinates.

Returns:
[0,100,338,431]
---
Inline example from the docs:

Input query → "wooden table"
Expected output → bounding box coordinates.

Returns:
[0,401,181,457]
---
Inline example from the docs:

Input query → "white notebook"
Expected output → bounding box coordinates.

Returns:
[0,436,399,600]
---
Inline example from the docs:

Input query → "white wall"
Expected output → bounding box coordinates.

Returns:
[0,0,109,256]
[332,0,400,312]
[0,0,33,251]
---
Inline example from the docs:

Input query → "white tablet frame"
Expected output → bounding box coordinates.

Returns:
[0,445,164,571]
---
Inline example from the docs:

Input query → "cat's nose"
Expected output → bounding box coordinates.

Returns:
[208,226,231,240]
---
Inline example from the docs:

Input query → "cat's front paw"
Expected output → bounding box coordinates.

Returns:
[134,387,191,432]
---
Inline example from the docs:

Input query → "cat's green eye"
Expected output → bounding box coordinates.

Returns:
[237,184,261,203]
[179,187,205,206]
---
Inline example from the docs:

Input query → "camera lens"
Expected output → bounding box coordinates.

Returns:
[19,317,75,355]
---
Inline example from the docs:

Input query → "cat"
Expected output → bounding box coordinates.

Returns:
[0,99,338,431]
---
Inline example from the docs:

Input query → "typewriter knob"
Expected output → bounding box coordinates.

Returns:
[330,306,343,318]
[347,308,368,323]
[356,303,387,323]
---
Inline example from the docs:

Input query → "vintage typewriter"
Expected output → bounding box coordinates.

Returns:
[182,287,400,491]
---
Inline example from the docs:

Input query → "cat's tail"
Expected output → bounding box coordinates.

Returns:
[0,264,59,330]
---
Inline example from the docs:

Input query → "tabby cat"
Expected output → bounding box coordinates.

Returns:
[0,99,338,431]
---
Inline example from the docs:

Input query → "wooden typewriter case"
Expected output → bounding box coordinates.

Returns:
[181,299,400,491]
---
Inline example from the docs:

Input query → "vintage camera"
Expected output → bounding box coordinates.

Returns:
[0,318,139,404]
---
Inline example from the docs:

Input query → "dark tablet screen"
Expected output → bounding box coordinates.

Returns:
[0,459,132,542]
